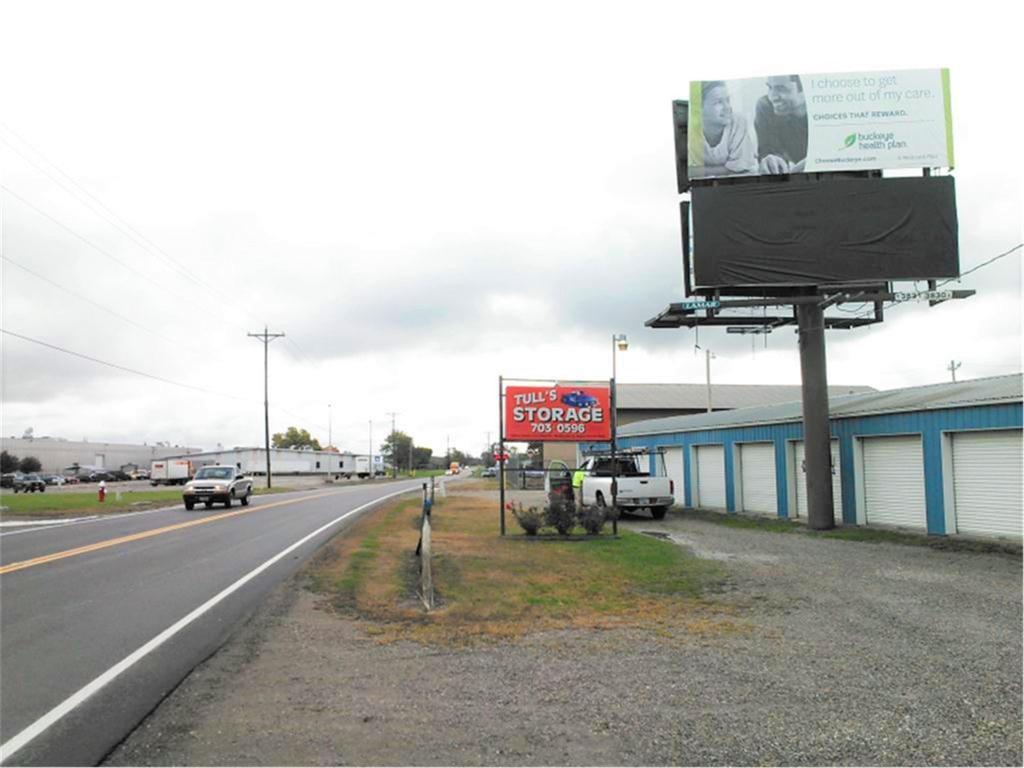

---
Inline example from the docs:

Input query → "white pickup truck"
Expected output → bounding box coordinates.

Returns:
[579,453,675,519]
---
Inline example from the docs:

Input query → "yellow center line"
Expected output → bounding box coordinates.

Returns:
[0,489,347,576]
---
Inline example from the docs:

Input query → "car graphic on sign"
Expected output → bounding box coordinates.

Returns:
[561,390,599,408]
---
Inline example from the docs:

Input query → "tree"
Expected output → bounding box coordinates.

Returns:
[271,426,322,450]
[381,430,414,471]
[412,446,433,469]
[18,456,42,473]
[1,450,19,473]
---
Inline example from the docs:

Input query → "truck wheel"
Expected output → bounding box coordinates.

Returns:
[240,490,250,506]
[224,492,232,509]
[651,506,667,520]
[40,486,45,493]
[595,492,606,508]
[184,499,194,510]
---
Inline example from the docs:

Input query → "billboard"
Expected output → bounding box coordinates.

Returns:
[504,385,611,442]
[691,176,959,289]
[687,69,953,179]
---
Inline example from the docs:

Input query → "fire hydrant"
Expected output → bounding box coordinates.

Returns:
[98,480,107,503]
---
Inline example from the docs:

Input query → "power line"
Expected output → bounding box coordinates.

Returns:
[1,328,249,401]
[837,243,1023,321]
[1,253,202,352]
[2,126,330,380]
[1,184,226,323]
[0,125,268,329]
[3,131,344,409]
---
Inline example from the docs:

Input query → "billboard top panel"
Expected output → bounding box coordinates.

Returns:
[687,68,953,180]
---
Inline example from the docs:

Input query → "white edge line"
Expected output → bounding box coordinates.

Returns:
[0,485,416,764]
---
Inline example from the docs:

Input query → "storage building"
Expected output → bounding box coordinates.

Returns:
[597,374,1022,540]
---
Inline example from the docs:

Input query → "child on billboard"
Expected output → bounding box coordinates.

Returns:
[695,80,756,178]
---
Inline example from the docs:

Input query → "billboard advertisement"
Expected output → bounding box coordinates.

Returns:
[504,385,611,442]
[691,175,958,289]
[687,69,953,179]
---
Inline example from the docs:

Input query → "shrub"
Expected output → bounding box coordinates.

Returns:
[578,505,606,535]
[512,503,544,536]
[544,499,577,536]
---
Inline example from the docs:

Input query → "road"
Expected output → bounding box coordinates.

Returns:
[0,478,432,766]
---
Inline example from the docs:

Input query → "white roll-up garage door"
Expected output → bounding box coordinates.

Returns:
[862,435,927,529]
[663,447,685,508]
[738,443,777,514]
[793,440,843,522]
[694,444,726,509]
[952,430,1023,538]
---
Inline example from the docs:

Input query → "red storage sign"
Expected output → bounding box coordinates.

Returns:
[505,385,611,442]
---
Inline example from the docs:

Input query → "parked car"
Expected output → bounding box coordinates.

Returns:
[13,474,47,493]
[481,466,497,478]
[43,474,66,486]
[182,465,253,510]
[63,475,81,485]
[1,472,24,489]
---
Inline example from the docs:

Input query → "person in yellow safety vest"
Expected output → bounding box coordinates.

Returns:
[572,467,587,506]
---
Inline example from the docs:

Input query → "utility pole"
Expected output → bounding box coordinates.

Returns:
[248,326,285,488]
[368,420,373,482]
[386,411,398,478]
[948,360,961,382]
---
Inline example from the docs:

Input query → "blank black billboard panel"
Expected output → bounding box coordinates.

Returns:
[692,176,958,289]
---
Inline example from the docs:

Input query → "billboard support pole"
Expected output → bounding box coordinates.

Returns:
[796,302,835,530]
[498,375,506,536]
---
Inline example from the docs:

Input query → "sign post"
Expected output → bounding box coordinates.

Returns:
[498,375,506,537]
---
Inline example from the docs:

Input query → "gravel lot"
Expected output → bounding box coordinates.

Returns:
[105,506,1023,766]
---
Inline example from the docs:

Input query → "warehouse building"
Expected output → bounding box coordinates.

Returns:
[1,436,200,475]
[599,374,1022,540]
[163,447,385,478]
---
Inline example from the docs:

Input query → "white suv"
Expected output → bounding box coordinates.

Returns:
[183,466,253,510]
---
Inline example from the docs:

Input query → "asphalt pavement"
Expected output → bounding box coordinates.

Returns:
[0,478,431,766]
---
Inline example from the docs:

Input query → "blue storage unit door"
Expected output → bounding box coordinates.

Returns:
[663,447,686,508]
[738,443,777,514]
[951,429,1023,539]
[793,440,843,523]
[694,444,726,509]
[862,435,927,530]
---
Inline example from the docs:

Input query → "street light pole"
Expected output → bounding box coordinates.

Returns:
[611,334,628,534]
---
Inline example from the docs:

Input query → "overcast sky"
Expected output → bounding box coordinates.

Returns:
[2,0,1021,459]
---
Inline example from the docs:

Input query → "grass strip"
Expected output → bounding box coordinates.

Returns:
[683,508,1021,555]
[0,484,289,519]
[306,493,735,646]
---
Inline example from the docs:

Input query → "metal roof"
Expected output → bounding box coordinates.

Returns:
[616,382,874,410]
[618,374,1023,437]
